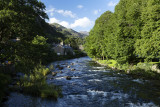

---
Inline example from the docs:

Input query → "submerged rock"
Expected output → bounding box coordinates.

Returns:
[66,76,72,80]
[56,65,60,68]
[71,69,76,71]
[59,71,63,74]
[67,66,71,68]
[52,72,57,76]
[58,66,64,70]
[50,77,54,80]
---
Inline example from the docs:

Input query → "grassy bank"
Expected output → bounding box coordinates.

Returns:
[16,64,62,100]
[94,59,160,80]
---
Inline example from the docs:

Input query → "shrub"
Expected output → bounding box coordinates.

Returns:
[49,64,54,71]
[18,64,61,99]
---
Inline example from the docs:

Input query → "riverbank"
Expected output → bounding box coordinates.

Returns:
[94,59,160,80]
[4,57,160,106]
[0,53,87,105]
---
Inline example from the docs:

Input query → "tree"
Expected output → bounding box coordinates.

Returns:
[112,0,143,64]
[84,11,113,59]
[0,0,48,63]
[135,0,160,62]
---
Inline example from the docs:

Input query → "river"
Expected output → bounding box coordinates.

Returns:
[4,57,160,107]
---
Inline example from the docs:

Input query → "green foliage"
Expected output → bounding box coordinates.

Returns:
[49,64,54,71]
[0,0,63,101]
[19,64,61,99]
[135,0,160,62]
[0,0,49,64]
[97,59,117,68]
[85,0,160,65]
[32,35,48,45]
[85,11,113,59]
[64,37,83,50]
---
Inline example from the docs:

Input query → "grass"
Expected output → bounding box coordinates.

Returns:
[18,64,62,100]
[95,59,160,80]
[96,59,117,68]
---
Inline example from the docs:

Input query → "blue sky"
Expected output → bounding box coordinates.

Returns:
[41,0,119,32]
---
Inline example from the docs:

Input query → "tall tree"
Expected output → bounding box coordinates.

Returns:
[0,0,48,63]
[135,0,160,61]
[84,11,113,59]
[112,0,143,64]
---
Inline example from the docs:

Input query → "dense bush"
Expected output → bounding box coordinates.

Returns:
[18,64,62,99]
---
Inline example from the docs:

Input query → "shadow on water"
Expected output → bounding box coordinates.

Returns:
[4,57,160,107]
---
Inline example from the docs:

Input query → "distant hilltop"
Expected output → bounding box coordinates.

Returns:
[79,31,89,36]
[50,23,88,38]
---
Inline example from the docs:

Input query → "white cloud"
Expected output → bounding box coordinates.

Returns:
[77,5,83,9]
[48,17,93,29]
[108,1,118,7]
[46,7,76,18]
[50,12,54,16]
[56,10,76,18]
[45,8,55,16]
[59,21,70,28]
[94,9,101,15]
[45,8,55,13]
[49,18,70,28]
[70,17,93,28]
[49,17,60,24]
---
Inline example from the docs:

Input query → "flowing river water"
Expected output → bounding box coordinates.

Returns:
[4,57,160,107]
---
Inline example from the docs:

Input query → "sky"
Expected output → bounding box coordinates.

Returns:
[41,0,119,32]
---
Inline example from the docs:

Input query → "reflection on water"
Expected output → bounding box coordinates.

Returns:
[4,57,160,107]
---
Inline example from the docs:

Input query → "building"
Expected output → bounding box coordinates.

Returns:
[52,42,75,56]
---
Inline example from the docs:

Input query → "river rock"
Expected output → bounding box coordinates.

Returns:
[58,66,64,70]
[56,65,60,68]
[50,77,54,80]
[59,71,63,73]
[71,63,74,65]
[52,72,57,76]
[67,66,70,68]
[71,69,76,71]
[66,76,71,80]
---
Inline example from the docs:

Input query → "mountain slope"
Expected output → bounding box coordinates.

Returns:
[38,20,66,43]
[50,23,87,38]
[79,31,89,36]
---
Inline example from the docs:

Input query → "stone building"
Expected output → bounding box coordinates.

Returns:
[52,42,75,56]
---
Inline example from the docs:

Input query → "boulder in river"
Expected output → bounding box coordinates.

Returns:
[71,63,74,65]
[56,65,60,68]
[71,69,76,71]
[58,66,64,70]
[66,76,71,80]
[67,66,70,68]
[59,71,63,74]
[52,72,57,76]
[50,77,54,80]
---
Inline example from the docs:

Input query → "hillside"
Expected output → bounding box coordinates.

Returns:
[50,23,88,38]
[38,20,66,43]
[79,31,89,36]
